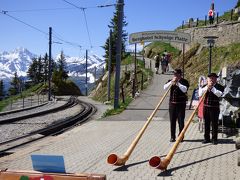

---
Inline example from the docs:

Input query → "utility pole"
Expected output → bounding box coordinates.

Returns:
[132,43,137,98]
[114,0,123,109]
[85,49,88,96]
[48,27,52,101]
[182,43,185,79]
[107,30,112,101]
[142,42,145,68]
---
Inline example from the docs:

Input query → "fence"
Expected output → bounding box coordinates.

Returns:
[181,8,240,29]
[2,94,47,112]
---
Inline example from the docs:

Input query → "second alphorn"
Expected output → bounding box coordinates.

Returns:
[107,84,172,166]
[149,91,207,170]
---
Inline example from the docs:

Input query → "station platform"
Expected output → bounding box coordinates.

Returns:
[0,58,239,180]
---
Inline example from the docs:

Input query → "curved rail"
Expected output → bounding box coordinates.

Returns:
[0,98,96,157]
[0,102,48,116]
[0,97,76,125]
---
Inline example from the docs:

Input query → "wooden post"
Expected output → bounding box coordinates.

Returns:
[141,72,144,90]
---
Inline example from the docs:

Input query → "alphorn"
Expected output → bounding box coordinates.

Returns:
[149,91,207,170]
[107,85,172,166]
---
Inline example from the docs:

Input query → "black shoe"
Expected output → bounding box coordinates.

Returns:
[170,138,176,142]
[212,140,218,145]
[202,139,211,144]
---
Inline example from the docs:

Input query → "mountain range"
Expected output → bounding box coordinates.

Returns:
[0,47,106,93]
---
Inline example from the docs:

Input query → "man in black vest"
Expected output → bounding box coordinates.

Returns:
[199,73,224,145]
[164,69,189,142]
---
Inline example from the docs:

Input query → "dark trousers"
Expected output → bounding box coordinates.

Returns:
[203,107,220,141]
[209,16,214,24]
[169,103,186,139]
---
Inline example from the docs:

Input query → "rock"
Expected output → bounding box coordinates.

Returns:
[236,137,240,149]
[220,69,240,128]
[238,152,240,166]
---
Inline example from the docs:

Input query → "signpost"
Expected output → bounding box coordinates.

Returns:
[129,30,191,78]
[129,30,191,44]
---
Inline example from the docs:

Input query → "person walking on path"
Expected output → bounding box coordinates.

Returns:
[161,54,168,74]
[164,69,189,142]
[208,3,215,25]
[198,75,207,132]
[199,73,224,145]
[154,53,160,74]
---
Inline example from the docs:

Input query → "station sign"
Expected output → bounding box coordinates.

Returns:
[129,30,191,44]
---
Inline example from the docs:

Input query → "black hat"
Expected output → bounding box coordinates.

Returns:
[207,72,218,78]
[174,69,182,75]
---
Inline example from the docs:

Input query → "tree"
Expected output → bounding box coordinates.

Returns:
[235,0,240,8]
[43,53,49,84]
[28,55,47,84]
[37,56,44,83]
[52,51,68,85]
[57,51,68,81]
[28,57,44,84]
[103,2,128,71]
[0,80,4,99]
[9,72,19,95]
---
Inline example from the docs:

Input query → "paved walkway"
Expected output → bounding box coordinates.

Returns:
[0,58,239,179]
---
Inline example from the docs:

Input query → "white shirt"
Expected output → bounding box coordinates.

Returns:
[164,80,188,93]
[199,85,223,97]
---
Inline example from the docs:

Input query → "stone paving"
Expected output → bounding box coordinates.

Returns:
[0,58,239,179]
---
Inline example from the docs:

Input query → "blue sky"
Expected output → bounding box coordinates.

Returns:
[0,0,237,58]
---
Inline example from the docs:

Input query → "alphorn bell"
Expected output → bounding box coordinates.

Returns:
[149,91,207,170]
[107,85,172,166]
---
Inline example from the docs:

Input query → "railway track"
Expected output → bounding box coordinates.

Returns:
[0,98,96,157]
[0,97,76,125]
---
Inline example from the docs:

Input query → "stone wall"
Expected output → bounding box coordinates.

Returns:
[171,21,240,51]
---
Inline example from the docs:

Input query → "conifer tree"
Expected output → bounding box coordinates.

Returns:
[52,51,68,85]
[235,0,240,8]
[27,57,38,84]
[28,56,46,84]
[103,3,128,71]
[58,51,68,81]
[37,56,44,83]
[0,80,4,99]
[43,53,49,84]
[9,72,19,95]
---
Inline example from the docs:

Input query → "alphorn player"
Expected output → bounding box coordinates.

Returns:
[164,69,189,142]
[199,73,224,145]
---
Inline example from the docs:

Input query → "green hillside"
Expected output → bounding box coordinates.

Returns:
[144,42,180,59]
[144,42,240,95]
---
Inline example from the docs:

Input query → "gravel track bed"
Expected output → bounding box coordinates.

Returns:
[0,103,83,143]
[0,101,67,121]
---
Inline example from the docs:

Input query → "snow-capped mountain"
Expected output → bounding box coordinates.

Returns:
[0,48,106,92]
[63,54,105,83]
[0,47,36,79]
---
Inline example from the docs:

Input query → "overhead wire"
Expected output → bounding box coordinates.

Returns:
[0,10,83,51]
[82,9,92,48]
[1,1,116,54]
[4,7,75,13]
[0,10,48,36]
[62,0,92,49]
[61,0,115,49]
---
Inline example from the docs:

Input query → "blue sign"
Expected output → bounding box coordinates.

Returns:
[31,154,66,173]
